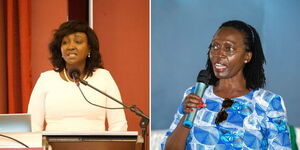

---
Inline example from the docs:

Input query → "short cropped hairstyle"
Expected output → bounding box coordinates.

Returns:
[206,20,266,89]
[49,20,103,77]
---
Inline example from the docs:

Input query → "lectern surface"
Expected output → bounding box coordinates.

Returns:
[43,131,140,150]
[42,131,138,136]
[0,132,42,148]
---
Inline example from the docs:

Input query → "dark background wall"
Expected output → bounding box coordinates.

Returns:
[151,0,300,129]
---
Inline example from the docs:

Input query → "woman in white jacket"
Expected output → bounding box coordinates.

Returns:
[28,20,127,132]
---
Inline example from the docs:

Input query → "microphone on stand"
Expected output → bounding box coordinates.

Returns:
[68,68,124,109]
[67,68,149,120]
[68,68,149,150]
[68,68,81,86]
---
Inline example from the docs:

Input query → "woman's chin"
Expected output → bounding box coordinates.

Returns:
[65,59,84,66]
[213,70,229,79]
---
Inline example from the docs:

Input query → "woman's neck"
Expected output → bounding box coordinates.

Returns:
[213,76,250,99]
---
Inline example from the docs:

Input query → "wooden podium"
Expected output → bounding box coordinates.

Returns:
[42,131,142,150]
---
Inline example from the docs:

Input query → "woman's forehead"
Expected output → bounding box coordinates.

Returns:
[213,27,246,44]
[62,32,87,39]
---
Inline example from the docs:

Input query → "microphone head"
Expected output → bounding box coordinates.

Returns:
[68,67,81,80]
[197,69,211,85]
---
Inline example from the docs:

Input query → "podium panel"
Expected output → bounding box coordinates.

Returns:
[47,141,135,150]
[43,131,141,150]
[0,148,42,150]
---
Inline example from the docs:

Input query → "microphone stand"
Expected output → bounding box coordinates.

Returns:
[78,79,149,150]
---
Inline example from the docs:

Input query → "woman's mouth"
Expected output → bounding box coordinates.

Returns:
[65,53,78,58]
[214,63,227,72]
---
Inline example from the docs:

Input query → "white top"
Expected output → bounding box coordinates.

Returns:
[27,69,128,132]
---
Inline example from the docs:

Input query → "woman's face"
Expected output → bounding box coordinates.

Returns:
[61,32,90,67]
[209,27,252,80]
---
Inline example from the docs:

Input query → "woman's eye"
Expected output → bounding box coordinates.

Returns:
[75,40,82,44]
[211,44,219,50]
[225,46,234,52]
[214,45,219,50]
[61,41,67,45]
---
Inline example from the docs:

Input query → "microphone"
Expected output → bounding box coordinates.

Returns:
[68,68,81,85]
[67,68,149,120]
[183,69,210,128]
[67,67,149,150]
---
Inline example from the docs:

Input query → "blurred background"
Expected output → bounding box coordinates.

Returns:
[151,0,300,131]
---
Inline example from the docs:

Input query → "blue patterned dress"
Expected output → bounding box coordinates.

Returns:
[161,86,291,150]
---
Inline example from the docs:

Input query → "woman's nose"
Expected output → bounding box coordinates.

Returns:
[66,42,76,50]
[211,48,226,58]
[217,48,226,57]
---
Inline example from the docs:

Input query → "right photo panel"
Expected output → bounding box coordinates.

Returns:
[151,1,300,150]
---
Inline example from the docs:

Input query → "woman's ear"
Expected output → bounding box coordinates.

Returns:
[244,52,252,63]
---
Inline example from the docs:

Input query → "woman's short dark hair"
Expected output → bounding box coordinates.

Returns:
[49,20,103,77]
[206,20,266,89]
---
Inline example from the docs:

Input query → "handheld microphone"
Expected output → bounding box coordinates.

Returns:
[183,69,210,128]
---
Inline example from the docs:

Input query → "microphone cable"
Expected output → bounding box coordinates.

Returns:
[76,84,125,109]
[77,84,148,150]
[73,77,148,150]
[0,134,29,148]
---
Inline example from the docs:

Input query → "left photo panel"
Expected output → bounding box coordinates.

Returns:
[0,0,149,149]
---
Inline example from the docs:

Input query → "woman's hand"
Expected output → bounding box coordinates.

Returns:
[165,94,207,150]
[183,94,206,114]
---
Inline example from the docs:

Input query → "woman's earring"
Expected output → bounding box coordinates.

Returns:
[244,60,248,63]
[88,53,91,58]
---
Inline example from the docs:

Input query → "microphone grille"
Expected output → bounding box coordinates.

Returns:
[197,70,211,84]
[68,67,81,78]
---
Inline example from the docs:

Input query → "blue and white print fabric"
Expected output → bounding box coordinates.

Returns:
[161,86,291,150]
